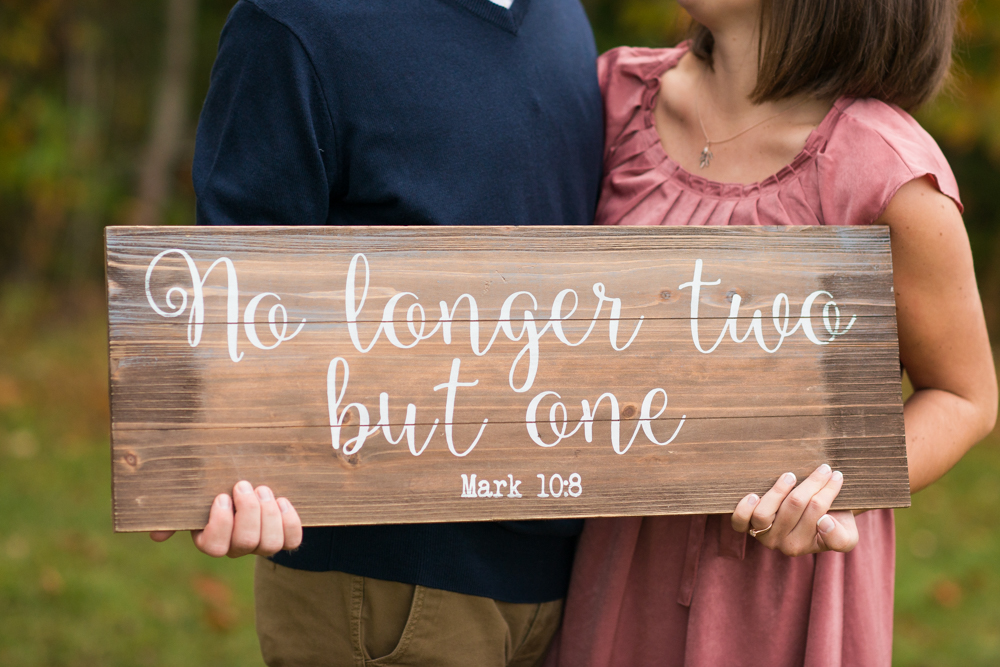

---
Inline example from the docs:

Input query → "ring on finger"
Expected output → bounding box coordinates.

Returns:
[748,522,774,538]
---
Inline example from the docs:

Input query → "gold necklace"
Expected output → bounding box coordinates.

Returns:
[695,75,810,169]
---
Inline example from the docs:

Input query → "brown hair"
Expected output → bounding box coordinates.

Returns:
[689,0,960,110]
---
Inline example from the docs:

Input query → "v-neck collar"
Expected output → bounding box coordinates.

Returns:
[443,0,530,34]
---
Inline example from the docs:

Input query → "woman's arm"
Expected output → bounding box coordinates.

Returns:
[886,176,998,491]
[732,176,997,555]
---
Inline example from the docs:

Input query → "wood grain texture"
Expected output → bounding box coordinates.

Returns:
[106,225,908,532]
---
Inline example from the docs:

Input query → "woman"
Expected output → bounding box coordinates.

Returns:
[547,0,997,665]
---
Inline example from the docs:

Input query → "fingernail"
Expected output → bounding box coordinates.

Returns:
[782,472,796,485]
[256,486,274,502]
[217,494,231,510]
[818,515,835,534]
[819,463,831,475]
[278,498,292,514]
[235,480,253,495]
[747,494,759,507]
[832,471,843,482]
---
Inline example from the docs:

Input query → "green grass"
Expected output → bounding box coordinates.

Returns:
[894,438,1000,666]
[0,284,997,665]
[0,286,263,667]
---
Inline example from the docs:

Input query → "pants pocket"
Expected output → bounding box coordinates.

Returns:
[358,577,423,664]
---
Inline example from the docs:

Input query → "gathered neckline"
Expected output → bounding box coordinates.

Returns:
[638,45,847,198]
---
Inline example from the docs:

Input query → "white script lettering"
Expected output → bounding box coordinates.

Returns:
[343,253,643,393]
[525,388,686,455]
[145,249,306,362]
[679,259,856,353]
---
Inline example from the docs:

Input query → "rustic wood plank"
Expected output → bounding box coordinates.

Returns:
[106,225,908,532]
[108,226,895,324]
[108,320,902,430]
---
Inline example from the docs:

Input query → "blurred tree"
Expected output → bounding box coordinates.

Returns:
[0,0,232,283]
[582,0,688,51]
[130,0,199,227]
[920,1,1000,159]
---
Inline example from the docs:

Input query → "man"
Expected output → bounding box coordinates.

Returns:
[153,0,603,664]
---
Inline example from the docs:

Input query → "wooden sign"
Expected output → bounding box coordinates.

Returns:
[106,226,908,532]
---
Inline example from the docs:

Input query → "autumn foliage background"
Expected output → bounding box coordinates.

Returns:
[1,1,999,665]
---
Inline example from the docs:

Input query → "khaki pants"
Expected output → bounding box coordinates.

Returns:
[255,558,563,667]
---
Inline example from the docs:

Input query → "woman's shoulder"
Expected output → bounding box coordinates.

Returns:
[597,45,686,95]
[596,45,687,162]
[834,99,952,173]
[816,98,962,224]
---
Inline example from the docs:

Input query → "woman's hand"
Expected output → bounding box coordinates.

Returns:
[149,481,303,558]
[731,465,858,556]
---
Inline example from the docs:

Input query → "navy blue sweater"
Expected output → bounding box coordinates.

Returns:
[194,0,603,603]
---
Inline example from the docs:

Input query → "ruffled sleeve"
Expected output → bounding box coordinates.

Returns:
[597,46,685,167]
[815,98,963,227]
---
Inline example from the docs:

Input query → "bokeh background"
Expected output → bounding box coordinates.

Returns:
[1,1,998,664]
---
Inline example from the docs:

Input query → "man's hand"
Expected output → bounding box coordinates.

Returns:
[150,481,303,557]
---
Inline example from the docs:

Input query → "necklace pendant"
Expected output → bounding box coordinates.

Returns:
[699,145,713,169]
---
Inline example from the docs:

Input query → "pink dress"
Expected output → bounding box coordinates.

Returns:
[546,46,963,667]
